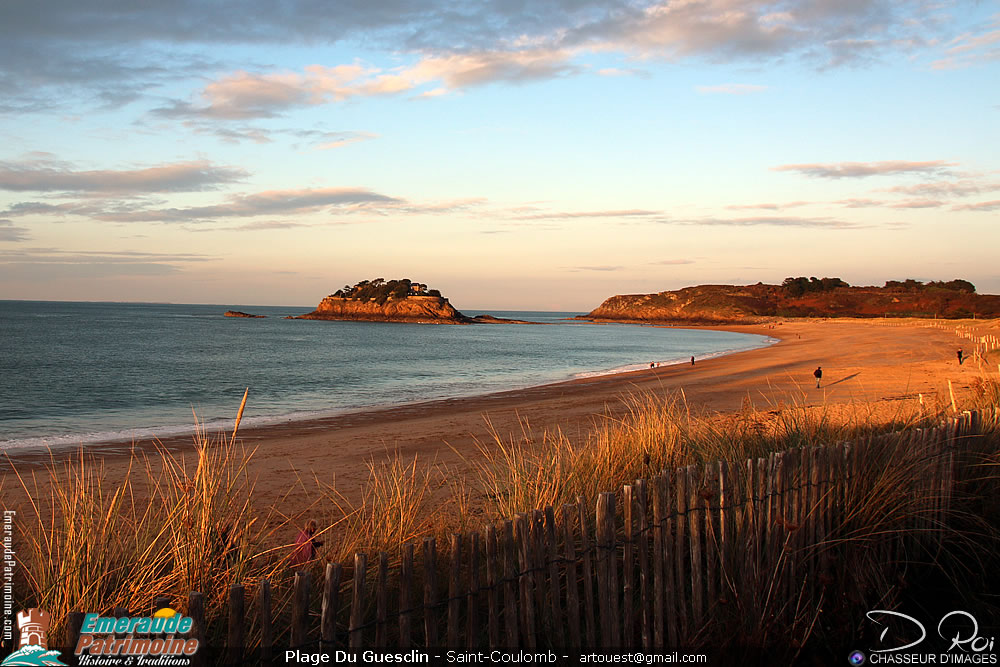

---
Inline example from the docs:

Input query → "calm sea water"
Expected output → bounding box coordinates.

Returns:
[0,301,775,450]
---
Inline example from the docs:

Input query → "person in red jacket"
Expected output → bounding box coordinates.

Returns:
[290,519,323,568]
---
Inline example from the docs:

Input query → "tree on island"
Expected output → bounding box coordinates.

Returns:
[332,279,444,304]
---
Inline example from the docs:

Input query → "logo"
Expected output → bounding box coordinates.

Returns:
[1,608,66,667]
[74,608,199,663]
[848,650,866,665]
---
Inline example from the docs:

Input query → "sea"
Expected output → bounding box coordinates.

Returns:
[0,301,776,451]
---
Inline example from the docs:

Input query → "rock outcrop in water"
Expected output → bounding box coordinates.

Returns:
[296,278,471,324]
[583,280,1000,324]
[224,310,266,318]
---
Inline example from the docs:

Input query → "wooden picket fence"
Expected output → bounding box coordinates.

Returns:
[65,410,995,661]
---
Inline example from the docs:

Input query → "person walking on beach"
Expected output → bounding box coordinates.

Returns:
[650,361,655,369]
[290,519,323,568]
[957,349,964,365]
[691,356,695,366]
[813,366,823,389]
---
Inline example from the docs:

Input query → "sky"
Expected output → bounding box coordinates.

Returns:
[0,1,998,311]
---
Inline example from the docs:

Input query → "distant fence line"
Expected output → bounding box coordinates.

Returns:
[65,409,996,662]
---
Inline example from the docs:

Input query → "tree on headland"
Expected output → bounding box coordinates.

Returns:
[884,278,976,293]
[781,276,849,297]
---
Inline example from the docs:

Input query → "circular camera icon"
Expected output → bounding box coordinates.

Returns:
[848,650,866,665]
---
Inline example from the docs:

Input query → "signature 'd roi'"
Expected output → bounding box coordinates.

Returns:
[867,610,996,654]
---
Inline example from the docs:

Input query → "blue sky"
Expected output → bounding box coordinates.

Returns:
[1,1,998,310]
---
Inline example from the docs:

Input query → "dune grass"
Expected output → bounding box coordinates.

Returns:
[5,374,998,649]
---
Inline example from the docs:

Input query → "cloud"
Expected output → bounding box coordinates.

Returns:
[311,131,379,151]
[931,16,1000,70]
[726,201,810,210]
[0,219,30,241]
[0,247,213,278]
[90,187,401,223]
[885,179,1000,198]
[567,265,625,272]
[888,198,945,209]
[511,208,665,221]
[650,259,694,265]
[836,197,887,208]
[696,83,767,95]
[0,156,247,193]
[772,160,956,179]
[952,199,1000,212]
[685,215,863,228]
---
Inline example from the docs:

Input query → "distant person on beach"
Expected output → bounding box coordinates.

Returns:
[691,356,695,366]
[291,519,323,567]
[814,366,823,388]
[650,362,655,369]
[957,349,964,365]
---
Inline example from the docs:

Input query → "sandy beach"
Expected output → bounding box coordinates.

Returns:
[3,318,997,528]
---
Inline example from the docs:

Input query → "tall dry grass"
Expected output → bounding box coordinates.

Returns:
[8,424,287,644]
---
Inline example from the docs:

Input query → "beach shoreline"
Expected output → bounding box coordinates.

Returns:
[2,318,994,522]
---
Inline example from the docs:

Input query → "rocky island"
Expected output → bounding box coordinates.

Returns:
[295,279,472,324]
[224,310,266,318]
[583,278,1000,324]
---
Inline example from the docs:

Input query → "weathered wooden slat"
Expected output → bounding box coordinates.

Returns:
[650,475,665,647]
[467,532,481,649]
[322,563,341,648]
[290,571,311,649]
[530,510,546,639]
[187,592,206,667]
[663,471,678,649]
[376,552,389,648]
[596,491,620,648]
[674,467,689,641]
[67,612,85,667]
[718,461,732,606]
[349,553,368,649]
[400,543,414,649]
[702,463,717,611]
[259,580,273,666]
[424,537,439,647]
[227,584,245,666]
[448,534,462,647]
[623,485,635,648]
[514,514,536,648]
[485,525,501,648]
[635,478,652,650]
[686,465,705,629]
[577,497,597,645]
[502,520,519,647]
[561,503,582,648]
[544,506,564,647]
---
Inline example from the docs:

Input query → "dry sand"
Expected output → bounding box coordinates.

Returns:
[2,318,997,526]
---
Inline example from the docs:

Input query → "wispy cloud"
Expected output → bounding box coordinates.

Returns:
[0,219,30,242]
[884,179,1000,197]
[952,199,1000,212]
[511,208,665,221]
[650,259,694,265]
[696,83,768,95]
[0,156,247,193]
[836,198,887,208]
[888,198,945,208]
[725,201,810,210]
[931,15,1000,70]
[685,215,863,228]
[566,265,625,272]
[0,247,214,278]
[772,160,956,179]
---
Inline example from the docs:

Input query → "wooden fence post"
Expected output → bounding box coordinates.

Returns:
[485,526,501,648]
[187,592,206,667]
[577,499,597,645]
[502,520,519,647]
[623,485,635,648]
[423,537,439,647]
[400,543,414,649]
[544,506,564,647]
[376,553,389,648]
[448,534,462,647]
[227,584,245,666]
[350,553,368,649]
[651,475,665,647]
[561,504,582,648]
[322,563,342,649]
[467,532,481,649]
[686,466,705,629]
[635,478,652,649]
[674,467,689,641]
[514,514,536,648]
[596,491,620,648]
[260,580,273,666]
[290,571,311,649]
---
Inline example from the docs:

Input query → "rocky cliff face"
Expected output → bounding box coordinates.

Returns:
[297,295,469,324]
[585,284,1000,323]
